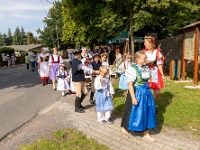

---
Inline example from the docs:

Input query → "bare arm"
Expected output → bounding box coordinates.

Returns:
[157,64,166,82]
[128,81,138,105]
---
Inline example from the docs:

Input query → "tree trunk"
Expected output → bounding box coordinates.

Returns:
[129,2,134,56]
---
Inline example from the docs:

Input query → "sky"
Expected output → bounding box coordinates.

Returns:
[0,0,54,37]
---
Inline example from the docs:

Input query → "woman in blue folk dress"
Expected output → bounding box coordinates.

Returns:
[121,51,156,142]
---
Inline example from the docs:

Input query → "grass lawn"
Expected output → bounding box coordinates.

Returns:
[20,129,110,150]
[112,78,200,135]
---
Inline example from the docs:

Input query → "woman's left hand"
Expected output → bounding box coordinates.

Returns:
[162,76,166,82]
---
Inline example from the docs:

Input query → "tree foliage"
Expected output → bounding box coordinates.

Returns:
[27,32,35,44]
[62,0,200,48]
[37,1,66,49]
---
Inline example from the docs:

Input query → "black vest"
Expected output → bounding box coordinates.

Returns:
[91,61,102,70]
[72,58,85,82]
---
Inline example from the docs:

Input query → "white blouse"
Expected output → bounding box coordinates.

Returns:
[48,54,63,65]
[125,65,150,82]
[118,61,133,74]
[37,53,50,62]
[145,49,163,65]
[94,75,115,96]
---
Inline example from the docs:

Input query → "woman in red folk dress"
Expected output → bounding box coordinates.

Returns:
[143,36,166,101]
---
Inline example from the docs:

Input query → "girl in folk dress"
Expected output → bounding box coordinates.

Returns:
[143,36,166,101]
[56,63,70,97]
[94,65,115,124]
[118,53,133,74]
[121,51,156,142]
[38,48,50,86]
[112,48,122,77]
[48,48,63,90]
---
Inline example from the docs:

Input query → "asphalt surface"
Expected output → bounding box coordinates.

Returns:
[0,65,62,141]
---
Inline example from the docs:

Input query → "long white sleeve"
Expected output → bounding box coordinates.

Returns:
[78,63,93,74]
[125,67,136,82]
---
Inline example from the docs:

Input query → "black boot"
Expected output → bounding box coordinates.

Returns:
[75,97,85,113]
[89,92,95,104]
[80,93,86,109]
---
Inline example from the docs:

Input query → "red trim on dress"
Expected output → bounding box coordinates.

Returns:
[143,49,164,89]
[52,55,60,63]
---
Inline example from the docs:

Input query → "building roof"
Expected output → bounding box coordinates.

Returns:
[6,44,44,51]
[181,21,200,30]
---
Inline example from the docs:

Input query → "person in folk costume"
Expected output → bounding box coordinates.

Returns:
[56,63,70,97]
[11,53,16,67]
[94,65,115,124]
[143,36,166,101]
[84,57,93,86]
[68,52,74,67]
[6,54,11,68]
[90,53,102,105]
[118,53,133,74]
[81,47,92,64]
[121,51,156,142]
[100,53,113,77]
[38,47,50,86]
[71,49,93,113]
[29,50,36,71]
[68,68,76,94]
[48,48,64,90]
[112,48,123,77]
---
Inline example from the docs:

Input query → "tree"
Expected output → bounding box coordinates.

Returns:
[20,27,27,45]
[37,1,66,49]
[13,26,22,45]
[27,32,35,44]
[62,0,124,48]
[0,33,3,46]
[7,28,13,45]
[62,0,200,53]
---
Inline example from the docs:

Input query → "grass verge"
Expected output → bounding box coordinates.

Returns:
[19,129,110,150]
[112,78,200,135]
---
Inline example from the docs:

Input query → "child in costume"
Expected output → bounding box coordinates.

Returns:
[56,63,70,97]
[94,65,115,124]
[121,50,156,142]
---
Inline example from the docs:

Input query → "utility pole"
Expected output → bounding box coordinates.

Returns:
[55,24,60,50]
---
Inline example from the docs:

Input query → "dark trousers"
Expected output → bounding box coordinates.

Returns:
[27,63,29,69]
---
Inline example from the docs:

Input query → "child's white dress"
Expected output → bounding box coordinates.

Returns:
[56,70,70,91]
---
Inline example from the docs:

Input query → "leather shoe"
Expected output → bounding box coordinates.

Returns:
[75,108,85,113]
[89,99,95,104]
[80,105,84,109]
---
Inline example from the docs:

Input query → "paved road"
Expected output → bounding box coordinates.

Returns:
[0,65,62,141]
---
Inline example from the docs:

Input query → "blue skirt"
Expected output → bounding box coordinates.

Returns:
[128,85,156,132]
[95,89,114,112]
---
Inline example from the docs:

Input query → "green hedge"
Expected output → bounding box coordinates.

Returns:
[0,47,15,56]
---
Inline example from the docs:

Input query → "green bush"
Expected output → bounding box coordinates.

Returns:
[0,47,15,56]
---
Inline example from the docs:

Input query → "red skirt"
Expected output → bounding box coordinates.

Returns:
[148,65,164,89]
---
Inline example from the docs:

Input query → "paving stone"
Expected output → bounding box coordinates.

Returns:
[109,140,123,147]
[184,142,200,150]
[173,144,190,150]
[163,145,177,150]
[111,134,123,142]
[118,144,133,150]
[120,138,134,146]
[142,142,155,150]
[150,141,165,148]
[130,143,145,150]
[161,139,176,147]
[101,136,113,143]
